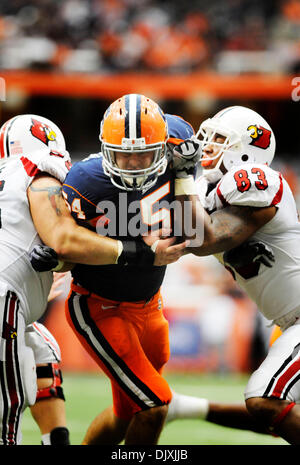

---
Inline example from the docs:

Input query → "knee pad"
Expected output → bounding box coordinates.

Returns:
[20,345,37,406]
[36,363,65,401]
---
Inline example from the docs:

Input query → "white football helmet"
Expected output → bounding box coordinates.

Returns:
[0,114,71,183]
[196,106,276,182]
[0,114,66,159]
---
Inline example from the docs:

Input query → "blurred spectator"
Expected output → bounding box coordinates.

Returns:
[0,0,297,73]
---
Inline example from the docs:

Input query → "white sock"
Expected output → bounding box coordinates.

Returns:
[41,433,51,445]
[166,392,209,423]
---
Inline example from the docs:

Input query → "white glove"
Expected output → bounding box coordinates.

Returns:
[29,149,72,183]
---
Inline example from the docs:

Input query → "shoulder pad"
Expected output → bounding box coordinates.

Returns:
[217,164,283,207]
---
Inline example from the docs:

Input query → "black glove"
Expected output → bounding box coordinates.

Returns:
[30,245,59,272]
[117,240,155,266]
[223,240,275,269]
[169,138,201,178]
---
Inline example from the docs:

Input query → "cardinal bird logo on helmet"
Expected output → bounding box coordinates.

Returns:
[248,125,271,149]
[30,118,57,146]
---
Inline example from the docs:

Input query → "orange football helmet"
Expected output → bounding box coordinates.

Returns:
[100,94,168,191]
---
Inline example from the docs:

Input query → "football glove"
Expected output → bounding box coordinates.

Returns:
[30,245,59,272]
[223,240,275,269]
[117,240,155,266]
[170,137,201,178]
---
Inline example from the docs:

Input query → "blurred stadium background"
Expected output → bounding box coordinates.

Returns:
[1,0,299,445]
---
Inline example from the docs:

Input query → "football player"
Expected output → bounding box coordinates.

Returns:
[173,105,300,444]
[58,96,192,445]
[44,95,193,445]
[0,112,183,445]
[29,107,199,444]
[0,119,71,445]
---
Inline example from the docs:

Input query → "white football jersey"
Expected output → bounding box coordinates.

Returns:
[196,163,300,326]
[0,150,70,324]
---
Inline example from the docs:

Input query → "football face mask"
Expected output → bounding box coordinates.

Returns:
[100,94,168,192]
[196,106,276,182]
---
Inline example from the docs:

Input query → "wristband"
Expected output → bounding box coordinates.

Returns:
[116,240,124,264]
[151,240,159,253]
[117,240,155,266]
[51,260,65,272]
[175,177,197,196]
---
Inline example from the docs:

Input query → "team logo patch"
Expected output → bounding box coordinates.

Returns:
[2,322,17,340]
[247,124,271,149]
[30,118,57,146]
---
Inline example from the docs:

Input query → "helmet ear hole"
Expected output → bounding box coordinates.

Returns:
[241,154,249,162]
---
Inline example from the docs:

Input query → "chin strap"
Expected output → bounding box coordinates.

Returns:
[202,151,225,183]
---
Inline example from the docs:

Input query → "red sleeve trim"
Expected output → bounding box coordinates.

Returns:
[271,173,283,206]
[20,156,40,177]
[216,183,229,206]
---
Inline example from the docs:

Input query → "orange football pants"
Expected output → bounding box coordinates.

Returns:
[65,282,172,420]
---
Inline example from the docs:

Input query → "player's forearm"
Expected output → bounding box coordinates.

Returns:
[176,193,258,256]
[174,178,221,255]
[51,220,119,265]
[174,193,223,255]
[28,175,120,265]
[188,206,254,256]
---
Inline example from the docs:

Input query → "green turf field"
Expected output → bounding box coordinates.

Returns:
[21,372,287,446]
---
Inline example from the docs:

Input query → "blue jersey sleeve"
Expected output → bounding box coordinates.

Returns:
[165,114,195,143]
[62,157,112,228]
[165,114,197,179]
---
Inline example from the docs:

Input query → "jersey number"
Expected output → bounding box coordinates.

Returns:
[62,183,171,229]
[234,168,268,193]
[140,182,171,229]
[62,191,86,219]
